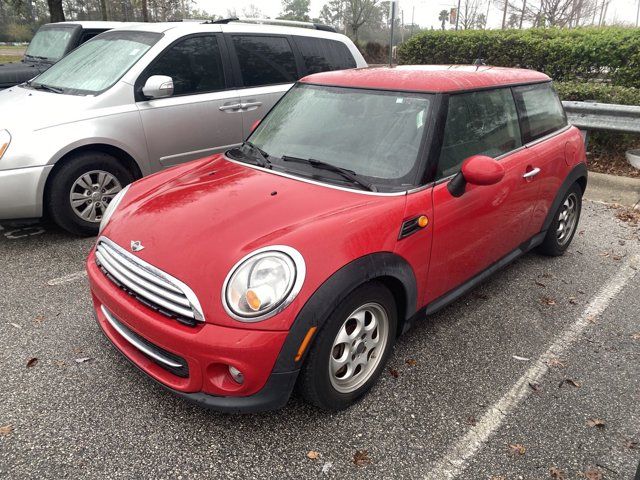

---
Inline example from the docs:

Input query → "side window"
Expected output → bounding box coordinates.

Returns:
[144,35,225,96]
[231,35,297,87]
[294,37,357,74]
[437,88,522,180]
[79,31,100,45]
[512,83,567,143]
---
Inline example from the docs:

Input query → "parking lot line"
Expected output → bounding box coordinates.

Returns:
[425,255,640,480]
[46,271,87,286]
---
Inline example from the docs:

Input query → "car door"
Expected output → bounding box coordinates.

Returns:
[512,83,571,239]
[226,34,300,138]
[425,87,540,303]
[136,34,243,170]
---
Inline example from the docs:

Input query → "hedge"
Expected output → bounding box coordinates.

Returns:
[397,28,640,88]
[554,81,640,106]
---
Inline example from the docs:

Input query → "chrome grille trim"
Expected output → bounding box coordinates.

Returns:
[96,236,205,322]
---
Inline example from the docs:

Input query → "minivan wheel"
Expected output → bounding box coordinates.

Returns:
[297,282,397,411]
[536,183,582,256]
[47,152,134,236]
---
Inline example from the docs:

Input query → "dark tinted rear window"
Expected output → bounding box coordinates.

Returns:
[232,35,298,87]
[294,37,356,74]
[512,83,567,143]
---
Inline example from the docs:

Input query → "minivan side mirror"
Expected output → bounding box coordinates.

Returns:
[447,155,505,198]
[142,75,174,99]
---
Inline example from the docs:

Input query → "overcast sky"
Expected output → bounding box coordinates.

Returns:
[195,0,639,30]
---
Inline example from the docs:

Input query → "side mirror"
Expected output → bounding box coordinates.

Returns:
[142,75,174,99]
[447,155,505,198]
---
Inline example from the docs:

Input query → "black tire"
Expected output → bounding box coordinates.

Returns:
[297,282,398,411]
[536,183,583,256]
[47,151,134,236]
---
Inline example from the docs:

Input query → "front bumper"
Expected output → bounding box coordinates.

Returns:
[87,254,299,412]
[0,165,51,219]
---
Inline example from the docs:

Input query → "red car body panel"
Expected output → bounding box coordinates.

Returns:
[86,65,587,410]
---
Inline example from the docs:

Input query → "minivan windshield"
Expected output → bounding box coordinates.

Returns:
[248,84,433,191]
[30,31,161,95]
[25,26,76,62]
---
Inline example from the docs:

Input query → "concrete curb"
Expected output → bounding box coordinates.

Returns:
[584,171,640,209]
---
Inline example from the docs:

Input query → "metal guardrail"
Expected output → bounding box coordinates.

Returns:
[562,101,640,134]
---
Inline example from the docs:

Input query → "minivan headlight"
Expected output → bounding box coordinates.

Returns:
[0,130,11,160]
[99,184,130,234]
[223,246,306,322]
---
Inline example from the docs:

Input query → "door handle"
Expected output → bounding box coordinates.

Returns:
[523,167,541,179]
[219,103,242,111]
[240,101,263,110]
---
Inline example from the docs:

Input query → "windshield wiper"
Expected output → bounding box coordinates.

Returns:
[24,54,51,62]
[281,155,377,192]
[30,82,64,94]
[228,141,272,169]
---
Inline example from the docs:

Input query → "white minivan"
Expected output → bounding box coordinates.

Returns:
[0,19,366,235]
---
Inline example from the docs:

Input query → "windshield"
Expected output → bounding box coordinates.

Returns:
[31,31,161,95]
[25,26,76,62]
[249,84,433,190]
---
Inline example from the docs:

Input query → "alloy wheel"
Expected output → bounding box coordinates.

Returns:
[69,170,122,223]
[328,302,389,394]
[556,192,579,246]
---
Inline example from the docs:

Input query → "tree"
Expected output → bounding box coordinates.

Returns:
[320,0,345,28]
[507,12,519,27]
[279,0,311,21]
[475,12,487,28]
[47,0,65,21]
[347,0,379,42]
[243,4,264,19]
[141,0,148,21]
[459,0,483,29]
[438,9,449,29]
[100,0,108,20]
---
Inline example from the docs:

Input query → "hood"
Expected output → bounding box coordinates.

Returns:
[0,84,93,131]
[103,155,408,329]
[0,60,49,89]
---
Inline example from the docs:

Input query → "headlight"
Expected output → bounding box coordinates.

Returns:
[99,184,130,234]
[223,246,306,322]
[0,130,11,160]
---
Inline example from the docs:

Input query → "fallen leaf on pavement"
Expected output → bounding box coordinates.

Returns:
[586,315,597,323]
[583,467,603,480]
[467,416,476,426]
[563,378,581,388]
[624,439,638,449]
[541,296,556,306]
[512,355,530,361]
[529,382,542,393]
[33,315,45,323]
[472,292,488,300]
[508,443,526,455]
[490,476,506,480]
[569,297,577,305]
[388,368,399,378]
[75,357,93,364]
[353,450,370,467]
[549,466,566,479]
[307,451,320,460]
[26,357,38,368]
[405,359,417,367]
[599,251,610,257]
[9,323,21,329]
[586,418,606,429]
[0,425,13,436]
[535,280,547,287]
[547,357,565,368]
[631,332,640,340]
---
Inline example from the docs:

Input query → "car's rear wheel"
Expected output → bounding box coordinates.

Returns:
[47,152,134,236]
[536,183,582,256]
[298,282,397,411]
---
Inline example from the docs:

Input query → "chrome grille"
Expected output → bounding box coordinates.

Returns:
[95,236,204,324]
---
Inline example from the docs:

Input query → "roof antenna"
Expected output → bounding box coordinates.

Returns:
[472,43,485,70]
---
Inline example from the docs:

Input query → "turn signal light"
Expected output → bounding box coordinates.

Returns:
[417,215,429,228]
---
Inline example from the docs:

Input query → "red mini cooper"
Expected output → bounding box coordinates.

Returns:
[87,66,587,412]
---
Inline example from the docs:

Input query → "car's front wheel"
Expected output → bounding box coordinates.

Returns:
[536,183,583,256]
[47,152,134,236]
[298,282,397,411]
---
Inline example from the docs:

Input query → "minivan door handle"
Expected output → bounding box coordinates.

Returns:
[219,103,242,112]
[523,167,541,179]
[240,101,263,111]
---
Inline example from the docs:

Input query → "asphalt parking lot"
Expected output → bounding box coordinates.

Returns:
[1,200,639,479]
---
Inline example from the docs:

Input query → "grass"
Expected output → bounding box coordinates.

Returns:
[0,55,22,64]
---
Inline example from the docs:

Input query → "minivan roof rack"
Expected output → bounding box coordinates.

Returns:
[206,17,337,33]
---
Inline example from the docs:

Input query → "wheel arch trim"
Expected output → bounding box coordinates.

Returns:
[272,252,418,373]
[541,163,588,234]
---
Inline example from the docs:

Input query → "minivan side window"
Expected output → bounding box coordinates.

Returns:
[512,83,567,143]
[294,37,357,74]
[437,88,522,180]
[231,35,298,87]
[143,35,225,96]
